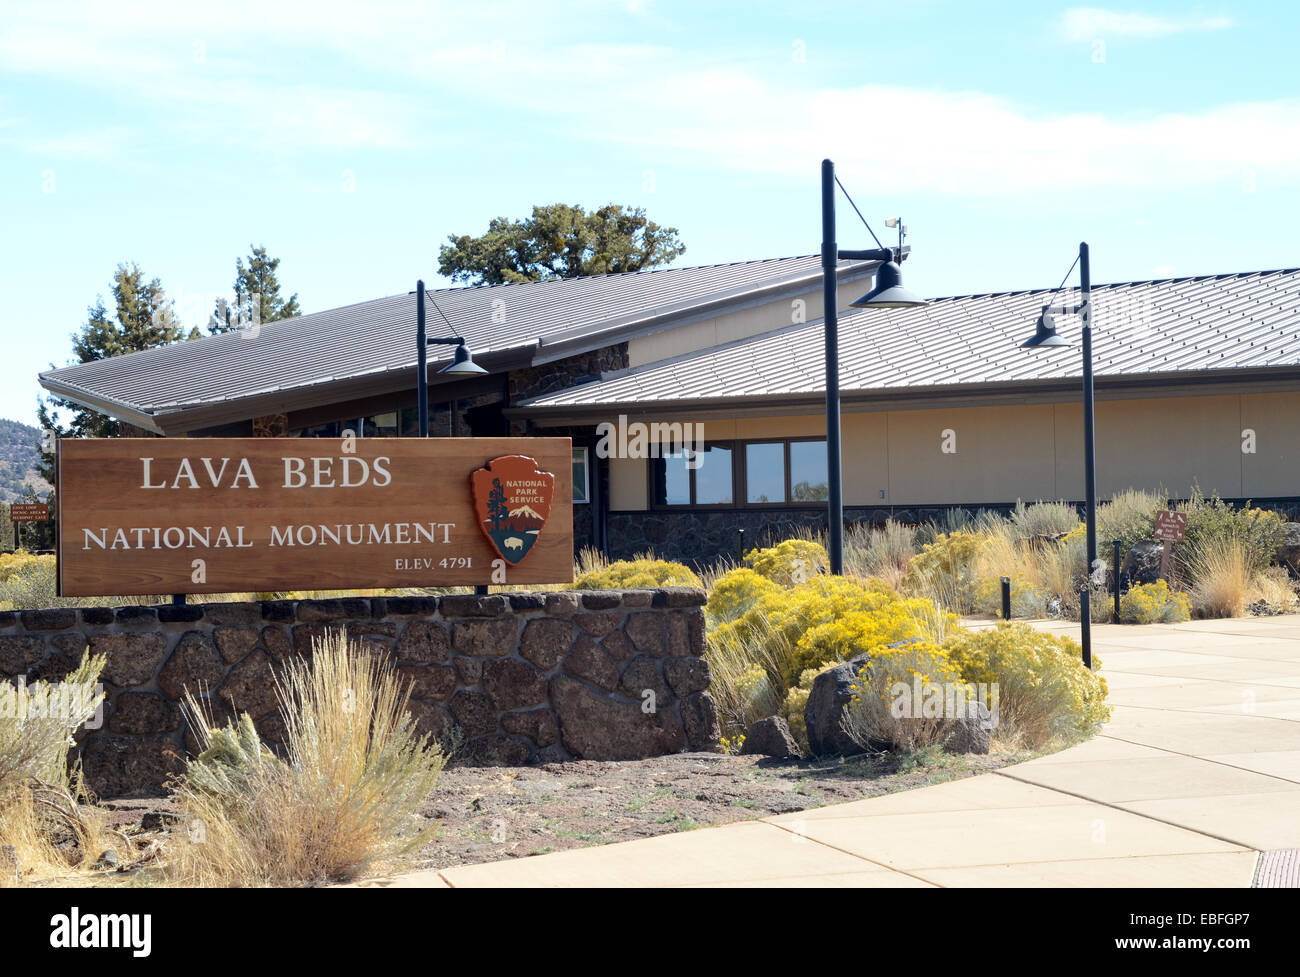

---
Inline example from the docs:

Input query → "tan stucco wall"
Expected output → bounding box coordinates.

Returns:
[625,276,868,368]
[608,456,649,510]
[603,391,1296,511]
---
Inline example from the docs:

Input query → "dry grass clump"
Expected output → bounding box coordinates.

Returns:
[844,520,916,588]
[1187,540,1299,618]
[166,632,444,887]
[1187,538,1252,617]
[0,653,129,886]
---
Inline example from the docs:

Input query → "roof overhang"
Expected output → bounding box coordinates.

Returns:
[509,365,1300,427]
[36,259,877,435]
[40,344,538,436]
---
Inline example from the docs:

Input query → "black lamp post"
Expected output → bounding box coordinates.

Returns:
[416,279,488,438]
[1020,242,1097,669]
[820,159,927,575]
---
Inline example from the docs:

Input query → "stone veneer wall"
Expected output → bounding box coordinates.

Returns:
[0,589,717,799]
[608,497,1300,565]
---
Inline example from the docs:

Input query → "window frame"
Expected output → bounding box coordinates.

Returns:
[647,436,829,510]
[648,439,738,509]
[572,446,591,505]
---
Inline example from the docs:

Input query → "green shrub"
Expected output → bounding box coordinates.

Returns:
[1008,500,1080,540]
[573,558,702,590]
[946,622,1110,748]
[1176,493,1285,576]
[1119,579,1192,624]
[1097,488,1164,563]
[743,539,828,586]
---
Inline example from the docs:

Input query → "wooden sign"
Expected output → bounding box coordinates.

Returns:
[57,437,573,597]
[9,503,49,522]
[1152,509,1187,581]
[1153,510,1187,543]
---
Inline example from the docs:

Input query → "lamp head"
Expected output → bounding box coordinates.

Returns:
[437,341,489,375]
[1021,308,1072,348]
[849,260,927,309]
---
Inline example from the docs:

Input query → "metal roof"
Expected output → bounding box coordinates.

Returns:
[516,268,1300,414]
[39,255,874,433]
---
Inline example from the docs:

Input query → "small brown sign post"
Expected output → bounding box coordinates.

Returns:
[57,437,573,597]
[1152,509,1187,581]
[8,502,49,552]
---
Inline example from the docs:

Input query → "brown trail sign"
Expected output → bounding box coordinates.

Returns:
[9,503,49,522]
[1152,509,1187,581]
[56,437,573,597]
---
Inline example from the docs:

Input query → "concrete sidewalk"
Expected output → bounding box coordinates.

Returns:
[360,615,1300,888]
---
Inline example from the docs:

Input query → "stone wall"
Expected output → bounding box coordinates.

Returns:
[0,589,717,799]
[607,497,1300,565]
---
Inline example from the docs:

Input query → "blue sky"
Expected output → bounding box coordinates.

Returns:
[2,1,1297,426]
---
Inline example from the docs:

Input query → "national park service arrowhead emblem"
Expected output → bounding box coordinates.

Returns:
[471,455,556,566]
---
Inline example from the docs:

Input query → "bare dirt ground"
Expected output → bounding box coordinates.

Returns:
[87,746,1033,880]
[406,747,1031,871]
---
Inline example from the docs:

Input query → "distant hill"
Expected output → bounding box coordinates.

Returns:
[0,418,52,503]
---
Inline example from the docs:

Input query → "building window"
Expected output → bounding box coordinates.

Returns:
[299,421,342,438]
[363,412,399,437]
[651,443,734,506]
[572,447,590,504]
[745,441,786,503]
[788,440,829,502]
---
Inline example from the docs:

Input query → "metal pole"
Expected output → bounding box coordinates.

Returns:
[821,159,844,576]
[1000,576,1011,621]
[1112,539,1122,622]
[417,280,429,438]
[1079,242,1096,669]
[1079,586,1092,669]
[737,527,746,565]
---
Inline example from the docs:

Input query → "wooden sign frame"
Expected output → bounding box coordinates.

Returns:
[57,437,573,597]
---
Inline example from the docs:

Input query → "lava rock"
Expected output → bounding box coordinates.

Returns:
[739,716,803,759]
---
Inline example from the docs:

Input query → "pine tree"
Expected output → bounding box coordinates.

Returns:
[208,245,301,333]
[36,263,186,510]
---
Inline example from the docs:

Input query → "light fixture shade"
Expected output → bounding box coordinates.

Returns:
[850,261,927,308]
[1021,310,1072,348]
[438,342,489,374]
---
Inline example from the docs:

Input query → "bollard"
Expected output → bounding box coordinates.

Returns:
[1112,539,1122,623]
[737,527,746,564]
[1079,586,1092,670]
[1000,576,1011,620]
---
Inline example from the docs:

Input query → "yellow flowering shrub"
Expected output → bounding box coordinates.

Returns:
[713,574,955,690]
[1119,579,1191,624]
[0,551,46,584]
[902,532,988,612]
[744,539,829,586]
[573,558,702,590]
[841,639,965,751]
[705,567,779,627]
[945,622,1110,748]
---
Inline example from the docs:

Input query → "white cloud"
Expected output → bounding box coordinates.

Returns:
[1059,7,1234,42]
[0,2,1292,197]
